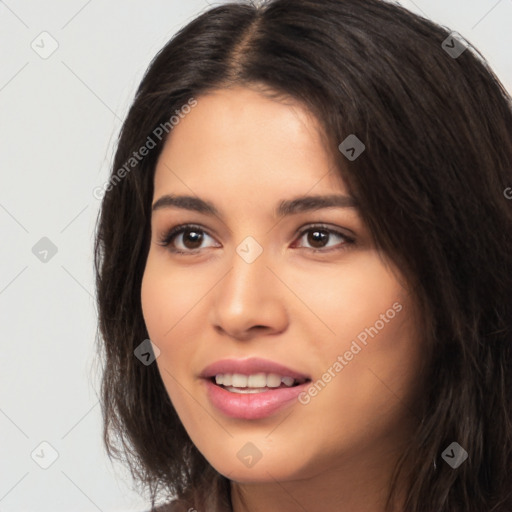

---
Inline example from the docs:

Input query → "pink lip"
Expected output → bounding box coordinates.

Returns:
[203,379,310,420]
[200,357,311,420]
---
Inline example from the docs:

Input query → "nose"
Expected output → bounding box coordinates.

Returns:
[208,244,289,341]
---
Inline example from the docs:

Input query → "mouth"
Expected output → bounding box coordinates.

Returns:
[200,358,312,419]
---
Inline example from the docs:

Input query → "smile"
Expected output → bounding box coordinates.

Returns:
[213,372,307,392]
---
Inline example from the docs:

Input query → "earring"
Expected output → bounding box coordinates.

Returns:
[433,457,438,471]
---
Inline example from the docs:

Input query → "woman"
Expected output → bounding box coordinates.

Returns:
[94,0,512,510]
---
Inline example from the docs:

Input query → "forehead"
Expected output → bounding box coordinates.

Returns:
[153,86,345,196]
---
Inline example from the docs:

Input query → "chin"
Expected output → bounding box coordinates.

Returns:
[206,447,312,483]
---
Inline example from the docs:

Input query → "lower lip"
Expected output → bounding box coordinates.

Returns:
[203,379,309,420]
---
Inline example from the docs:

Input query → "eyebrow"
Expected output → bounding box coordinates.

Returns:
[151,193,359,218]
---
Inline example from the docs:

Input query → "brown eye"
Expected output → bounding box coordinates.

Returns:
[158,224,219,254]
[306,229,330,248]
[294,225,355,252]
[180,228,204,249]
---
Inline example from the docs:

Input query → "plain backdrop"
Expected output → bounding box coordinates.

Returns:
[1,0,511,511]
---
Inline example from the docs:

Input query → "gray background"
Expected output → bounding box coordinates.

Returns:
[1,0,511,511]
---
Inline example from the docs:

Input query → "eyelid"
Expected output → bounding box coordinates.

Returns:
[157,222,356,255]
[293,223,355,252]
[294,223,355,242]
[156,223,218,252]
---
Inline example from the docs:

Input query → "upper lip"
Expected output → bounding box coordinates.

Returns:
[200,357,311,381]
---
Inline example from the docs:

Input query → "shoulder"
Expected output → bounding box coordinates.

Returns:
[146,472,231,512]
[148,500,194,512]
[147,493,231,512]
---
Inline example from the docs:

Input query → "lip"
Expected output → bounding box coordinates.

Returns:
[200,357,311,420]
[203,379,310,420]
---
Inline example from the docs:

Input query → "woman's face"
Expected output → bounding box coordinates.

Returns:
[141,86,425,484]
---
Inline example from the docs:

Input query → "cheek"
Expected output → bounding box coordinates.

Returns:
[319,299,422,435]
[298,255,420,406]
[141,257,168,339]
[290,252,408,344]
[140,254,201,342]
[140,257,204,389]
[141,269,193,423]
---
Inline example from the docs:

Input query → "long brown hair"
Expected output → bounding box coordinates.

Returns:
[94,1,512,510]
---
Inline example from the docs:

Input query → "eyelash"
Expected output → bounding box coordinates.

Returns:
[157,223,356,255]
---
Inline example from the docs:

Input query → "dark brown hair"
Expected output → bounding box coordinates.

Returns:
[94,0,512,510]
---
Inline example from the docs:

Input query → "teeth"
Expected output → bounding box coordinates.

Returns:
[232,374,247,387]
[224,386,269,394]
[248,373,267,387]
[267,374,282,387]
[281,376,295,387]
[214,373,301,388]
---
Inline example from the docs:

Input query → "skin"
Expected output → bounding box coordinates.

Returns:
[141,85,426,512]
